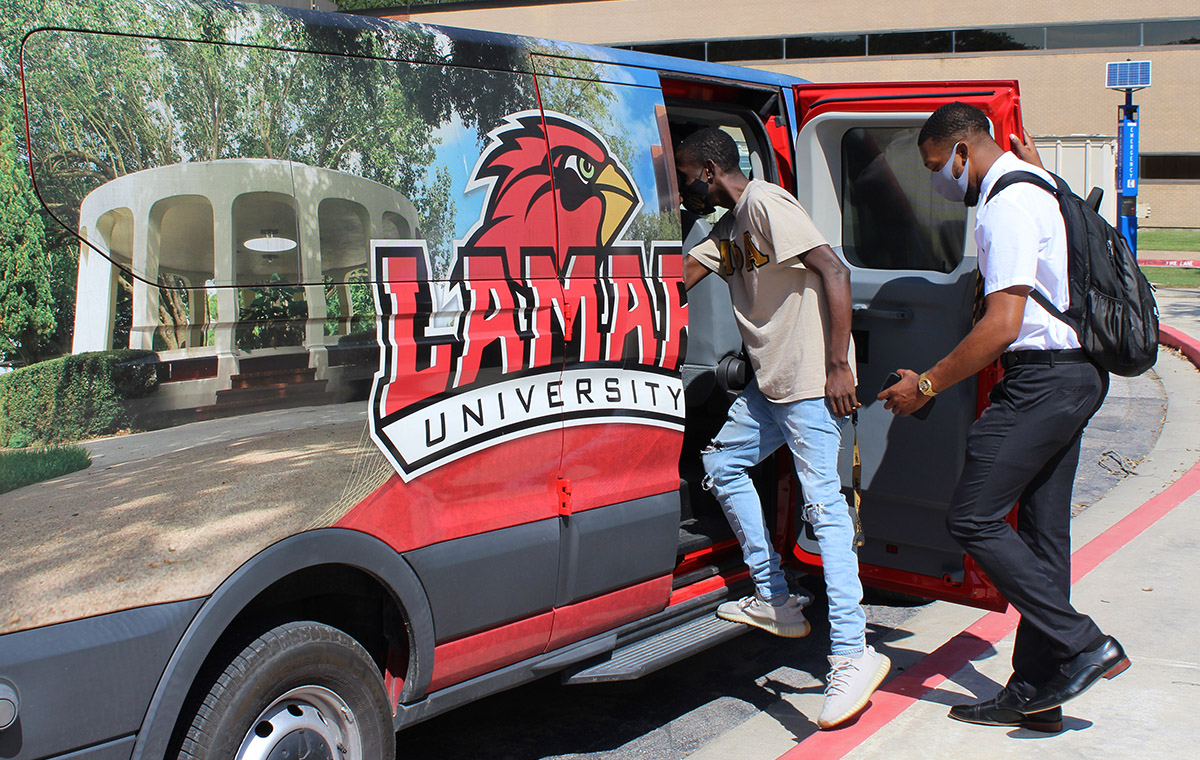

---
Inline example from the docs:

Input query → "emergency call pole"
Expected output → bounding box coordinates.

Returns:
[1106,60,1151,254]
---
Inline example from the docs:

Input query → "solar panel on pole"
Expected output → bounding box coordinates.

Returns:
[1105,61,1151,90]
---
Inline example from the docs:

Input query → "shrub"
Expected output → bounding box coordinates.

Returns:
[0,445,92,494]
[0,349,157,446]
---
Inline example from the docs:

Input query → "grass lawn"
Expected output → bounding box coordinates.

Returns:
[1141,266,1200,289]
[1138,228,1200,253]
[0,445,92,494]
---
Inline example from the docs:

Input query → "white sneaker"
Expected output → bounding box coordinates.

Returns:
[817,645,891,729]
[715,593,811,638]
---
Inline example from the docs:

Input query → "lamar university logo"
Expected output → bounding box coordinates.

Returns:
[369,111,686,481]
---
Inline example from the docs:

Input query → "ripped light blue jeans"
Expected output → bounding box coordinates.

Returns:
[702,379,866,657]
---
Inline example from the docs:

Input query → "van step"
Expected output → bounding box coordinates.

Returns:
[562,612,746,684]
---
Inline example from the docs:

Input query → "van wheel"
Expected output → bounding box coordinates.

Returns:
[178,621,395,760]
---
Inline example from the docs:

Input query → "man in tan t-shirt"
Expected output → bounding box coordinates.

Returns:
[678,127,888,730]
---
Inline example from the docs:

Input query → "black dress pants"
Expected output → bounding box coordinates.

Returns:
[946,359,1109,694]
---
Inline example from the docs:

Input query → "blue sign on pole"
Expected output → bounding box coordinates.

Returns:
[1119,112,1140,196]
[1109,61,1147,255]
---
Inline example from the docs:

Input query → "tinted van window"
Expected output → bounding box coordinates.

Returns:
[841,126,968,272]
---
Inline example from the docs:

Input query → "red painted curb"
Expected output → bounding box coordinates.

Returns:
[777,324,1200,760]
[1140,259,1200,268]
[1160,324,1200,367]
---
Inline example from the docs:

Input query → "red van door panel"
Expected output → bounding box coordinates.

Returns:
[788,81,1023,612]
[795,81,1023,145]
[532,71,688,512]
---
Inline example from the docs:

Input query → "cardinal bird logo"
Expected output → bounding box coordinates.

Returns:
[367,110,686,483]
[464,110,642,254]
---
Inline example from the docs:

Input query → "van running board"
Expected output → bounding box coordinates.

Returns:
[561,612,747,684]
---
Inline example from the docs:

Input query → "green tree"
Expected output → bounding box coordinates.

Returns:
[324,275,343,337]
[626,210,683,250]
[0,94,54,365]
[415,166,457,277]
[235,274,307,350]
[529,48,642,191]
[347,270,374,335]
[0,0,82,364]
[334,1,460,9]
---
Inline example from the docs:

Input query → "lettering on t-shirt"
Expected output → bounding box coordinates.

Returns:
[717,232,771,276]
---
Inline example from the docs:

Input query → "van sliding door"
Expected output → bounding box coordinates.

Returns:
[530,54,686,646]
[790,82,1023,611]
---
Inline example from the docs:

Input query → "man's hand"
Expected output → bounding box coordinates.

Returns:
[826,363,860,418]
[877,368,932,417]
[1009,129,1044,169]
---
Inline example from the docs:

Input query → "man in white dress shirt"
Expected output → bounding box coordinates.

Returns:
[879,103,1128,732]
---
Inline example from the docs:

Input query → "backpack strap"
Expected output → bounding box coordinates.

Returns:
[984,169,1060,203]
[982,169,1075,329]
[1026,287,1069,326]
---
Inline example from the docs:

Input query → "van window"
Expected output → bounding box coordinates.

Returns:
[668,105,772,226]
[840,126,968,272]
[701,123,760,227]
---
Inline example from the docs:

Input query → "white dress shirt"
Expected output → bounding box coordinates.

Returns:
[974,151,1080,351]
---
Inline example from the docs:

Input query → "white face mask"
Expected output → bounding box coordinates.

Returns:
[930,142,969,202]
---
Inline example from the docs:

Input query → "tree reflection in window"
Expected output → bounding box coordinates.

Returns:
[955,28,1044,52]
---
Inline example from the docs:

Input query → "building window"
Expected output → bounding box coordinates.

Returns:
[1046,23,1141,50]
[1143,20,1200,46]
[707,38,783,62]
[629,41,705,60]
[955,27,1044,52]
[1141,154,1200,181]
[867,30,953,56]
[785,34,867,59]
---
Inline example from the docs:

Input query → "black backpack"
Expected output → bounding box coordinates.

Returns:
[986,170,1159,377]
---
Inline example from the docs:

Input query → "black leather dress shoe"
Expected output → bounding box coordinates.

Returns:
[1024,635,1130,713]
[948,688,1063,733]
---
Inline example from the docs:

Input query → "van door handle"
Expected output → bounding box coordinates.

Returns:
[853,306,913,322]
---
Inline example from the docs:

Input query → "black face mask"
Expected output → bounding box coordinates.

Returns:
[680,175,715,215]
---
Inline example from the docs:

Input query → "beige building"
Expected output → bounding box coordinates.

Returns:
[340,0,1200,229]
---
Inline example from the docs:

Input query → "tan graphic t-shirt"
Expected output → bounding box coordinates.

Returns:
[688,180,855,403]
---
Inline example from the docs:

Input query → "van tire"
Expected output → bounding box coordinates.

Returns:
[176,621,395,760]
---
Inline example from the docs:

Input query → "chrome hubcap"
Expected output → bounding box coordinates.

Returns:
[236,685,361,760]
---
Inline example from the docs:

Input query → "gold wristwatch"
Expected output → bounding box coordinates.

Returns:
[917,373,938,397]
